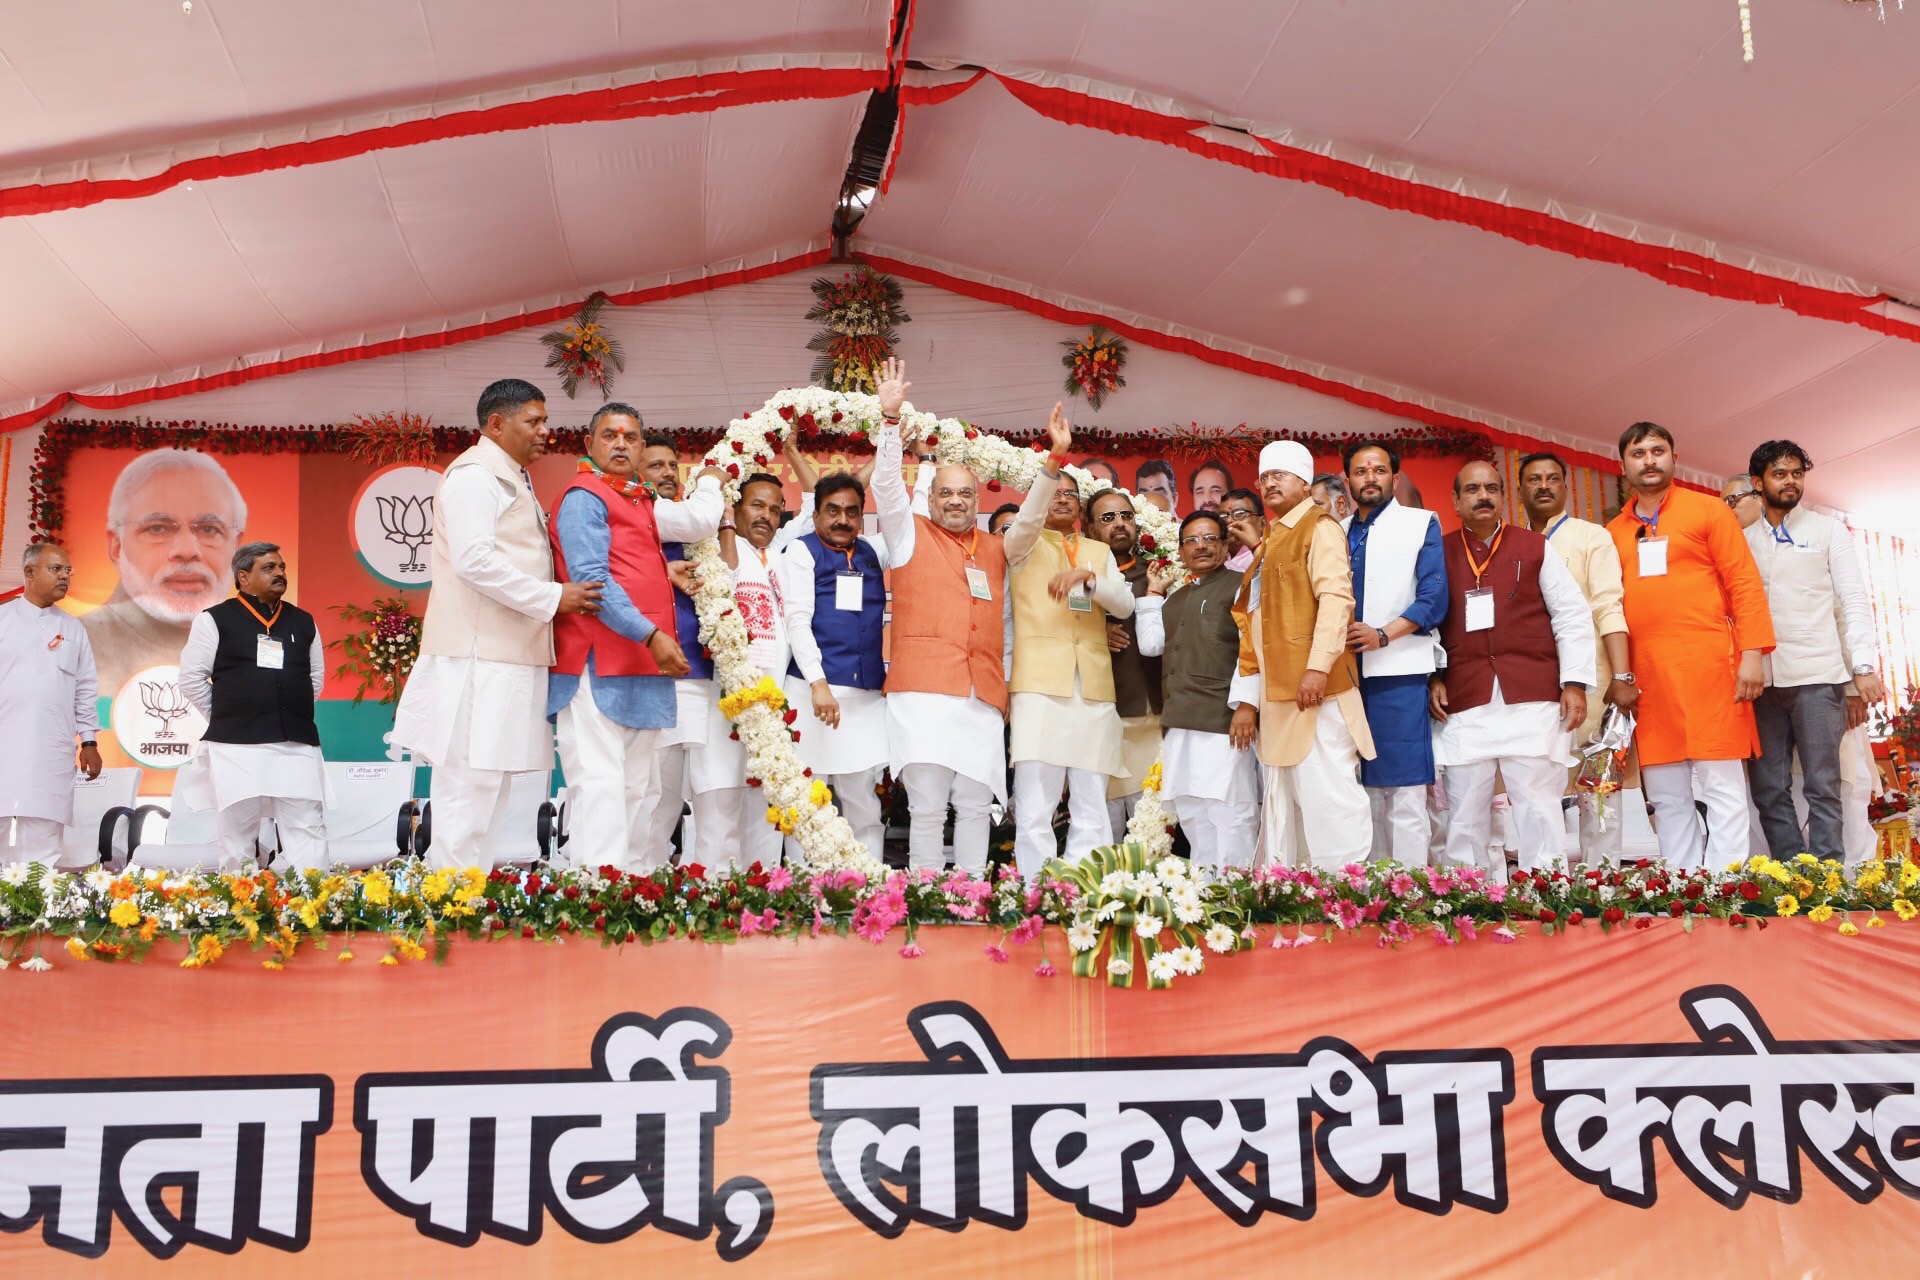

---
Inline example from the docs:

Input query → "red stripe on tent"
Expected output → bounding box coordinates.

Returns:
[928,73,1911,348]
[853,249,1675,485]
[0,67,885,220]
[0,249,832,434]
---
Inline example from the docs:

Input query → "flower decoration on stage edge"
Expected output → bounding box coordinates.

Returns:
[2,852,1915,976]
[341,410,438,468]
[804,265,910,393]
[541,292,625,401]
[328,598,423,706]
[689,385,1187,872]
[1061,324,1128,411]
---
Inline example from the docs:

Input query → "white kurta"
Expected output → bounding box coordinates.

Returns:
[0,599,98,825]
[1132,593,1259,805]
[887,691,1008,804]
[782,534,892,777]
[174,610,330,811]
[392,465,562,773]
[686,546,788,796]
[1432,540,1595,770]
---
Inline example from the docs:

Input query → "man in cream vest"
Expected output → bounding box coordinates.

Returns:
[1743,439,1883,859]
[1005,406,1137,877]
[1340,440,1447,863]
[394,379,604,869]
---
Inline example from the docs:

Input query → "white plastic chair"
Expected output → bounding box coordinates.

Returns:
[130,800,224,871]
[320,761,418,869]
[58,768,141,867]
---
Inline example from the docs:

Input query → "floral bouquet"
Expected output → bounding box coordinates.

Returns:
[541,293,624,400]
[1574,705,1636,829]
[329,599,423,705]
[1048,842,1251,988]
[1061,325,1128,410]
[805,266,909,392]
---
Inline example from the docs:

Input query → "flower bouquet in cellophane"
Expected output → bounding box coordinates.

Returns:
[1574,705,1635,829]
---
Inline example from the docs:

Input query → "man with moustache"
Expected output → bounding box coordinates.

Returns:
[1518,452,1635,859]
[1133,512,1259,869]
[1134,460,1179,516]
[1607,422,1773,869]
[548,404,724,870]
[1311,474,1351,521]
[83,449,248,691]
[395,379,604,870]
[1229,440,1374,865]
[1743,440,1882,859]
[0,544,101,864]
[1005,411,1137,875]
[684,471,792,866]
[1084,487,1163,837]
[1188,459,1234,514]
[873,377,1011,875]
[782,362,921,862]
[1429,463,1594,876]
[1220,488,1265,573]
[1341,440,1447,863]
[176,542,329,867]
[1721,476,1765,530]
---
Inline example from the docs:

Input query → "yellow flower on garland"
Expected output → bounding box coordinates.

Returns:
[392,936,427,962]
[108,898,140,928]
[421,870,452,904]
[1902,862,1920,891]
[65,937,91,962]
[719,677,787,721]
[1142,763,1164,795]
[362,871,393,907]
[810,779,832,807]
[1807,903,1834,924]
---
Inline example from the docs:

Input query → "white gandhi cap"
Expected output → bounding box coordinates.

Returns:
[1257,440,1314,484]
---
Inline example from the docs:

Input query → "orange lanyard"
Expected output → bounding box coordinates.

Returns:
[238,595,283,632]
[1460,524,1504,586]
[838,545,857,571]
[1115,555,1136,573]
[941,525,980,565]
[751,545,768,570]
[1061,533,1081,569]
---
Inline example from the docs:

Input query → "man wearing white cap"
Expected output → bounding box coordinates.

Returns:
[1229,441,1375,865]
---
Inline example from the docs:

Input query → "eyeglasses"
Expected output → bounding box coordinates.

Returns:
[1095,509,1131,524]
[1723,490,1758,508]
[122,517,234,547]
[1180,533,1224,547]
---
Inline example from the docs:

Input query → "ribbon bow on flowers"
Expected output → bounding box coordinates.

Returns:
[1047,843,1250,989]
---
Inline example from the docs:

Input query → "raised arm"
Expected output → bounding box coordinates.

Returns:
[1004,404,1073,568]
[870,358,919,565]
[655,472,725,542]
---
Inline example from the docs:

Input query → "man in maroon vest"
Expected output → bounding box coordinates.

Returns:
[549,403,725,870]
[1428,461,1595,877]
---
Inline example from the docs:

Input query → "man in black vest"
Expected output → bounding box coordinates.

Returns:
[1085,487,1164,836]
[176,541,328,868]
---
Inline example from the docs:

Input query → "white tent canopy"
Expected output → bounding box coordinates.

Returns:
[3,0,1918,525]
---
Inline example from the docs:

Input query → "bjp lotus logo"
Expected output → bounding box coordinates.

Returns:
[376,493,434,572]
[110,665,208,771]
[138,681,190,738]
[352,465,443,589]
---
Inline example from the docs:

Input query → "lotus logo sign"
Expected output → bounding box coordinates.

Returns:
[352,465,442,588]
[110,665,208,770]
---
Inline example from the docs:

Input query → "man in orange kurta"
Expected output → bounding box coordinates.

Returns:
[1608,422,1774,869]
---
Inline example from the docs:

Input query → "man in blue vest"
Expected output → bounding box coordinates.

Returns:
[1341,440,1448,863]
[782,471,894,861]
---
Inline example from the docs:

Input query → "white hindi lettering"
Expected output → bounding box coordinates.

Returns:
[810,1001,1514,1235]
[353,1009,773,1260]
[1535,984,1920,1209]
[0,1075,331,1259]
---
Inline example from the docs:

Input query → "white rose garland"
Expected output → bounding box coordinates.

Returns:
[689,387,1188,872]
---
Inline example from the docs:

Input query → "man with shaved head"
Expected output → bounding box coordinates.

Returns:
[872,360,1011,874]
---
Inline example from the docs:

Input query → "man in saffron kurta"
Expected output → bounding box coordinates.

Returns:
[1607,422,1774,869]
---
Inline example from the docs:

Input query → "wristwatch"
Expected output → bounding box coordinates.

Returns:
[1375,627,1389,649]
[1853,664,1875,676]
[1614,671,1636,685]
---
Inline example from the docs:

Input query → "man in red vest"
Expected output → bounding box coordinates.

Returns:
[1428,461,1594,876]
[548,403,725,870]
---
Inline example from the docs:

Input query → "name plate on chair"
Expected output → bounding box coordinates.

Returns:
[343,765,395,781]
[73,776,107,789]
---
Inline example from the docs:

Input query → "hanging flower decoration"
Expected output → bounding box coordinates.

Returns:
[340,411,437,468]
[541,293,624,401]
[1061,325,1129,411]
[328,599,422,706]
[804,266,909,393]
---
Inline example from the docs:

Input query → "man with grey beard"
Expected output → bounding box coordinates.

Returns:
[82,449,246,691]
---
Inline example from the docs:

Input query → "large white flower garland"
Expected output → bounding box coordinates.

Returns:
[687,387,1186,872]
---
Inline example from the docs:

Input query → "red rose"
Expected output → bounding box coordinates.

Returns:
[783,709,798,724]
[1738,882,1760,900]
[1539,909,1557,923]
[594,915,607,931]
[802,768,812,778]
[1634,918,1652,930]
[558,919,574,933]
[1602,907,1625,924]
[778,405,795,421]
[1693,903,1709,915]
[1683,882,1704,900]
[831,411,843,423]
[1668,901,1687,917]
[520,925,536,939]
[1567,910,1585,925]
[987,480,1001,491]
[525,876,542,895]
[726,463,740,478]
[747,776,762,787]
[685,864,707,881]
[1139,534,1156,550]
[562,885,580,900]
[731,440,745,454]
